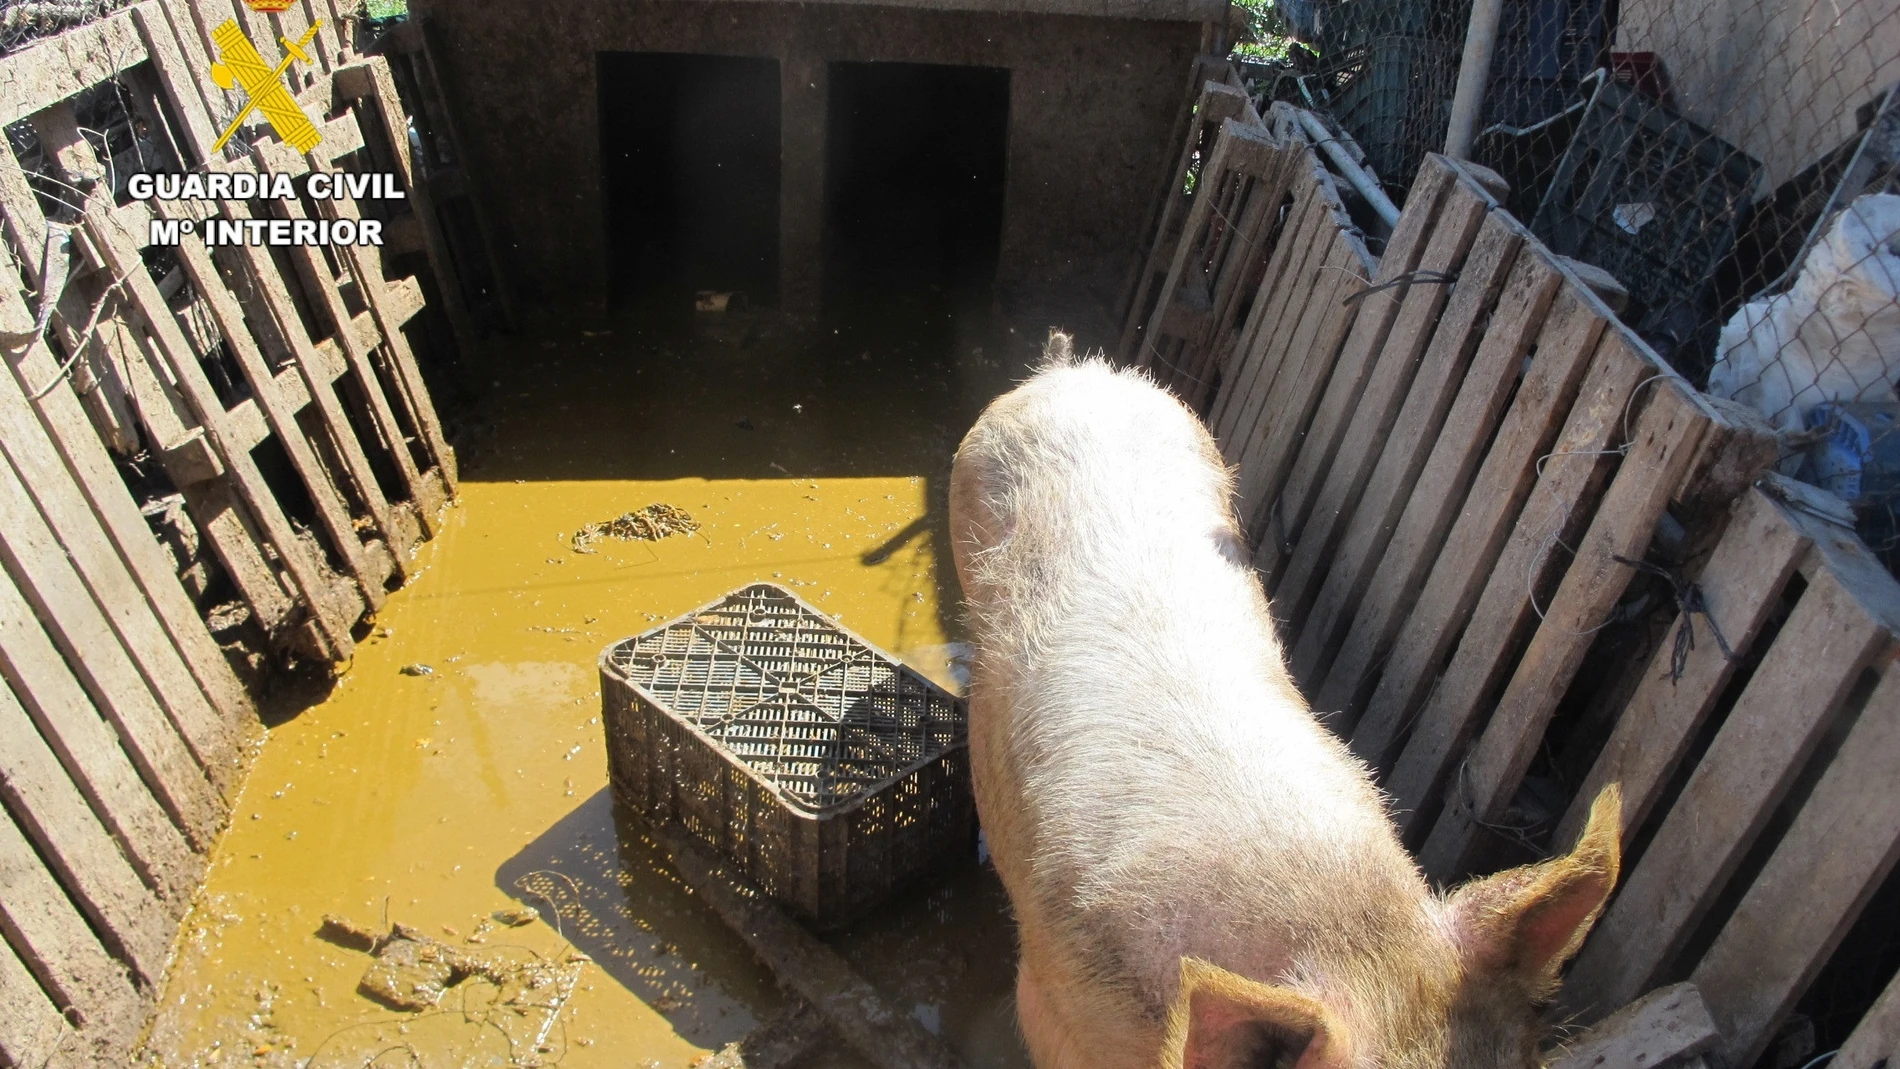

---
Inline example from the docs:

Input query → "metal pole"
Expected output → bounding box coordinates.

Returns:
[1443,0,1507,159]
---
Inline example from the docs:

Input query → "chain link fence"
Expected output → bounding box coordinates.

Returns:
[1237,0,1900,573]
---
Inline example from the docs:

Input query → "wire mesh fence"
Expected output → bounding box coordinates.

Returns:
[1237,0,1900,574]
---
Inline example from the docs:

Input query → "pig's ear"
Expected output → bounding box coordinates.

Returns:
[1448,783,1623,993]
[1161,958,1352,1069]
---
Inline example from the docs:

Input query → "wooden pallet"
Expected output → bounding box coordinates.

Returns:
[0,5,467,1063]
[1132,57,1900,1069]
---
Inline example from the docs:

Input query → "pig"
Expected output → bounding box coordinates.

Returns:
[948,334,1622,1069]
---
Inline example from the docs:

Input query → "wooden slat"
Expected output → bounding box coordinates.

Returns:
[85,203,359,659]
[1252,156,1460,581]
[253,140,436,527]
[0,681,172,984]
[1553,484,1812,849]
[1381,332,1650,826]
[1693,664,1900,1068]
[1562,554,1900,1019]
[0,932,68,1069]
[130,1,219,164]
[1117,55,1229,324]
[0,563,196,905]
[1548,983,1720,1069]
[164,217,386,611]
[404,16,516,326]
[1314,248,1564,732]
[1418,381,1707,880]
[1223,171,1374,544]
[0,10,147,126]
[336,56,481,358]
[1272,170,1493,620]
[0,448,221,847]
[1139,122,1272,369]
[1838,972,1900,1069]
[205,185,413,573]
[1345,279,1612,770]
[301,144,459,495]
[0,341,239,801]
[1211,171,1328,455]
[1117,81,1250,363]
[0,345,252,736]
[0,808,141,1044]
[1288,210,1526,696]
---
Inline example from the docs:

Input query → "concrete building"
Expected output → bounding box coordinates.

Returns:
[407,0,1222,320]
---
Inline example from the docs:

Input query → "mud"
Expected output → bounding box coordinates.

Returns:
[142,294,1108,1067]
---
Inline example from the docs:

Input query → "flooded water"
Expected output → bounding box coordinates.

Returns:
[143,292,1112,1068]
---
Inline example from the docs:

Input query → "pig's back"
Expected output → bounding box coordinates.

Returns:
[958,360,1432,1012]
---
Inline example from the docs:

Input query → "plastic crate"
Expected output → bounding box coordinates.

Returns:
[1530,77,1763,350]
[599,583,973,930]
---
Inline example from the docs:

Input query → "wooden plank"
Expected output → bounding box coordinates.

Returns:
[163,215,386,612]
[1214,167,1330,460]
[1344,279,1612,771]
[1692,663,1900,1068]
[0,338,240,802]
[1116,56,1229,325]
[131,1,219,165]
[407,16,516,326]
[0,345,252,737]
[1287,211,1526,694]
[0,10,148,126]
[1236,238,1370,554]
[1138,122,1268,372]
[1117,82,1250,363]
[0,449,222,847]
[1553,484,1811,849]
[0,932,68,1069]
[0,808,142,1045]
[1547,983,1720,1069]
[298,143,459,494]
[1837,972,1900,1069]
[1561,557,1900,1020]
[1380,333,1650,825]
[1225,179,1375,545]
[653,823,962,1069]
[0,680,172,984]
[1272,172,1493,623]
[1251,156,1461,581]
[1314,248,1564,733]
[252,141,435,527]
[0,567,196,906]
[1418,381,1707,880]
[86,204,359,659]
[207,189,411,574]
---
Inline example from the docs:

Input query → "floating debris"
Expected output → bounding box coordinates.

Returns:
[399,663,434,677]
[570,504,700,554]
[493,906,539,927]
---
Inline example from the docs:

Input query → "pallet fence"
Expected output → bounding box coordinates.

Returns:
[1129,61,1900,1069]
[0,4,475,1064]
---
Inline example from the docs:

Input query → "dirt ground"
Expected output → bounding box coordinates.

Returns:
[141,289,1114,1068]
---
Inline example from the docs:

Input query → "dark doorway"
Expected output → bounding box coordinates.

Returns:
[823,62,1010,313]
[598,52,781,308]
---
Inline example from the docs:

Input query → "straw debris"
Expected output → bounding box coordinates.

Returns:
[570,503,700,553]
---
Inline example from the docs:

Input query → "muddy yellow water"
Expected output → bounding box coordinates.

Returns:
[144,296,1104,1068]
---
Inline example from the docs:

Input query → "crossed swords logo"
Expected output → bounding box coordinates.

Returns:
[208,18,325,154]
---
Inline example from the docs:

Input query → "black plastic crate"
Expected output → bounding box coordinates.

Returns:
[599,583,973,930]
[1530,77,1763,356]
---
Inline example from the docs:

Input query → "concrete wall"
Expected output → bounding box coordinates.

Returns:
[407,0,1203,314]
[1615,0,1900,187]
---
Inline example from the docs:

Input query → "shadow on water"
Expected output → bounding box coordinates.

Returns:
[493,788,781,1050]
[494,789,1033,1067]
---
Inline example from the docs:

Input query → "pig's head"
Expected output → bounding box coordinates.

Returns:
[1161,785,1623,1069]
